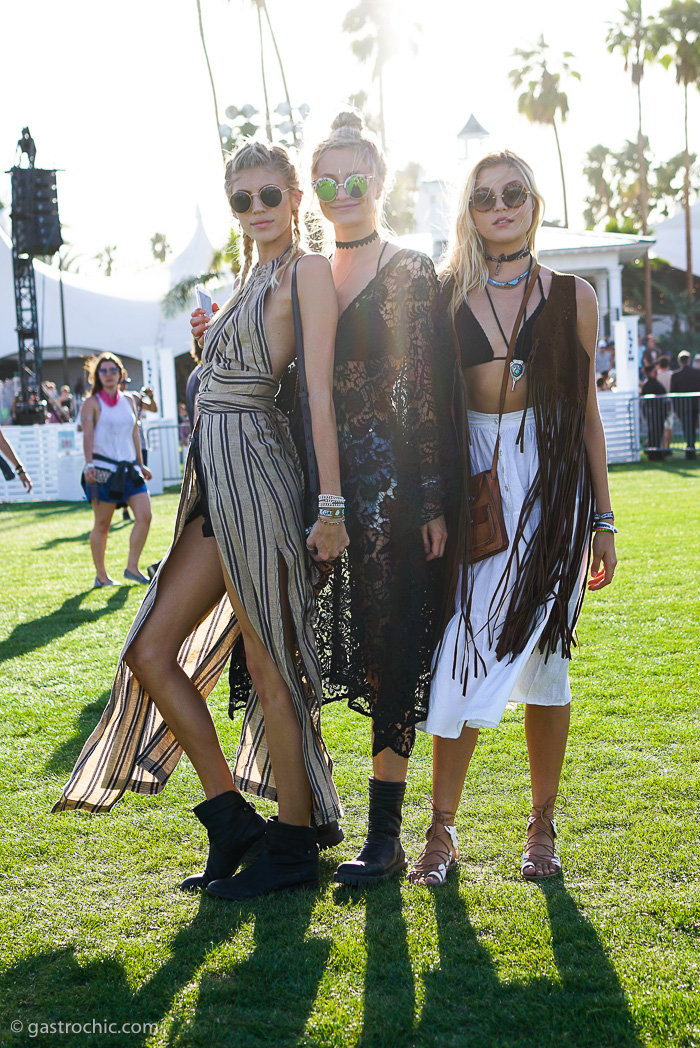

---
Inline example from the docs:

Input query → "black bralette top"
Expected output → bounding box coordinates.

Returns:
[455,280,547,369]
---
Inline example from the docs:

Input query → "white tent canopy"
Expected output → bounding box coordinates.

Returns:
[650,200,700,276]
[0,209,230,367]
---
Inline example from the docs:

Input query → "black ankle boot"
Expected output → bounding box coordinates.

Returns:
[245,814,343,861]
[206,818,319,900]
[179,790,266,893]
[333,777,407,886]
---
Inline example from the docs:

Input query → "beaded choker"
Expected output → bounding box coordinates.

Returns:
[335,230,379,250]
[487,268,531,289]
[484,245,531,275]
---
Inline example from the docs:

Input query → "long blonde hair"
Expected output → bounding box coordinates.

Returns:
[310,111,393,245]
[439,150,545,316]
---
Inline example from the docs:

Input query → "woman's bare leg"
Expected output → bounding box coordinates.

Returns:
[125,491,152,575]
[523,702,571,876]
[431,726,480,815]
[90,500,116,583]
[216,548,311,827]
[124,519,233,799]
[372,749,409,783]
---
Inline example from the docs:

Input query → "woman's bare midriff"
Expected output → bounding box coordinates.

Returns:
[464,360,529,415]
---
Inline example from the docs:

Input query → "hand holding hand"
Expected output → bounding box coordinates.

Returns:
[306,520,350,564]
[421,515,448,561]
[588,530,617,590]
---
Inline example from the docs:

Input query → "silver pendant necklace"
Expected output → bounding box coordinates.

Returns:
[484,259,534,390]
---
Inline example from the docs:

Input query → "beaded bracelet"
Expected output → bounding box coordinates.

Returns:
[318,494,345,508]
[317,517,345,526]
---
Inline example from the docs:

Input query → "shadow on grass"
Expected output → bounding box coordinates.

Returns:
[44,691,111,776]
[0,502,89,518]
[34,531,91,550]
[0,587,129,664]
[331,878,414,1048]
[0,891,323,1048]
[181,890,329,1046]
[411,874,642,1048]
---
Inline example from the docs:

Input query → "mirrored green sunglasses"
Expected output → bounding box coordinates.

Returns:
[312,174,373,202]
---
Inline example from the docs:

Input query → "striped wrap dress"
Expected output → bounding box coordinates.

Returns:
[53,248,342,824]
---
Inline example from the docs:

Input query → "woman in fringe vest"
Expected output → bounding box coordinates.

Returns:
[54,143,348,901]
[410,151,617,886]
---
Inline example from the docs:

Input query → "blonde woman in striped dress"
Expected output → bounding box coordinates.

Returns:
[54,143,348,901]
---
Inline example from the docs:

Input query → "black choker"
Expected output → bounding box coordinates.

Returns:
[484,245,531,275]
[335,230,379,250]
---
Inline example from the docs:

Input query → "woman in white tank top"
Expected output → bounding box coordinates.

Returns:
[80,353,153,587]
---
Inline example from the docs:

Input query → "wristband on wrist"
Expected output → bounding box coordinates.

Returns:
[15,466,26,475]
[85,462,94,469]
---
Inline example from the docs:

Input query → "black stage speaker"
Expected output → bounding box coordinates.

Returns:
[11,167,63,257]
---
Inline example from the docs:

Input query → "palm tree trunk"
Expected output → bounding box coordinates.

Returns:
[552,116,568,227]
[636,77,653,340]
[262,5,298,148]
[377,65,386,152]
[257,5,273,143]
[684,83,694,331]
[196,0,225,161]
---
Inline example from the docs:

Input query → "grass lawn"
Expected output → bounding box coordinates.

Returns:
[0,459,699,1048]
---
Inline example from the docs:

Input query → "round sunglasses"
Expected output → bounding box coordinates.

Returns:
[229,184,292,214]
[470,181,529,213]
[312,173,373,202]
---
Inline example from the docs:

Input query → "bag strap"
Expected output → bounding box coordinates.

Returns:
[291,259,320,499]
[490,263,541,476]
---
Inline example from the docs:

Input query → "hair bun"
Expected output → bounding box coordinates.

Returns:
[331,111,363,133]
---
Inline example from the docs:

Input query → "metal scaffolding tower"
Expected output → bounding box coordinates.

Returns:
[8,128,63,424]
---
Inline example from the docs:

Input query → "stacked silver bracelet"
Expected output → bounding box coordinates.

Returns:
[318,494,345,525]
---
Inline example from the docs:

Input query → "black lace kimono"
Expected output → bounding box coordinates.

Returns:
[314,249,461,757]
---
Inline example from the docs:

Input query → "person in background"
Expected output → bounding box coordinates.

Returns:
[655,356,674,450]
[120,377,157,521]
[81,353,153,586]
[185,338,203,431]
[641,363,667,457]
[670,350,700,459]
[58,385,75,421]
[0,426,33,493]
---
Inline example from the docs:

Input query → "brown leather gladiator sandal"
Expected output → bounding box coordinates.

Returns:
[407,803,459,887]
[520,797,563,880]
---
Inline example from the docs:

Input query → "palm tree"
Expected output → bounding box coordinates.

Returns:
[607,0,655,338]
[509,35,580,227]
[196,0,225,160]
[197,0,299,154]
[343,0,418,151]
[649,1,700,319]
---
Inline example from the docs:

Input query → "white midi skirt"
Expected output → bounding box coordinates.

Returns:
[421,408,586,738]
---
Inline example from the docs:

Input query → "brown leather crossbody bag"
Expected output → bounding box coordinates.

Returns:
[469,265,541,563]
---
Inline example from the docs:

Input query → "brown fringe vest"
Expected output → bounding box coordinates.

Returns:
[491,271,593,662]
[448,272,594,683]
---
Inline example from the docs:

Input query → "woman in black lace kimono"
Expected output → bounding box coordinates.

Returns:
[308,112,459,885]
